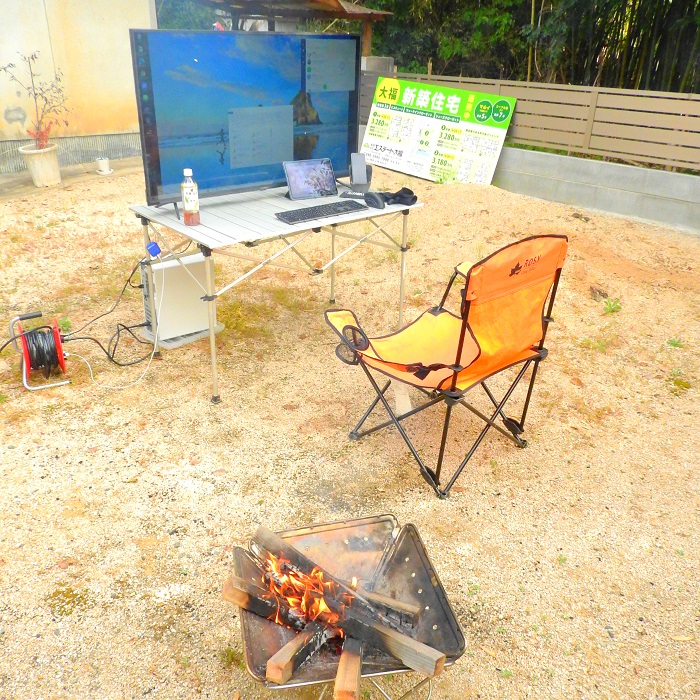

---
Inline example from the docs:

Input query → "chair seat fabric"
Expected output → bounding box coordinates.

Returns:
[326,303,541,394]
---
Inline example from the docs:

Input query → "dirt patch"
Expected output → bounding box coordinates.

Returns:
[0,159,698,699]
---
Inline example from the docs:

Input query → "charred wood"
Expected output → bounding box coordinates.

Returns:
[340,606,445,678]
[221,574,306,630]
[251,525,374,612]
[224,572,445,678]
[266,621,332,685]
[359,589,420,628]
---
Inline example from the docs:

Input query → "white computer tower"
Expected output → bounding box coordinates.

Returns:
[140,253,217,346]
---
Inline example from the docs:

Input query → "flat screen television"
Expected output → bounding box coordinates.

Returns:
[130,30,361,206]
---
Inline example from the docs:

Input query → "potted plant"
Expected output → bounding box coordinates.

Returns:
[1,51,69,187]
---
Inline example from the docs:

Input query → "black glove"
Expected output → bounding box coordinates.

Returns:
[380,187,417,206]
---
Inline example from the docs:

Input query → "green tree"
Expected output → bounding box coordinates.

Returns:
[156,0,217,30]
[367,0,700,92]
[526,0,700,91]
[368,0,530,77]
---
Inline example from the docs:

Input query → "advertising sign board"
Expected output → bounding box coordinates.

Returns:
[361,77,516,185]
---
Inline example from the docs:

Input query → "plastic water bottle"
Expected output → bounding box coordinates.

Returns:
[181,168,200,226]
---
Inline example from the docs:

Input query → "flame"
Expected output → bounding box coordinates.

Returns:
[262,554,346,629]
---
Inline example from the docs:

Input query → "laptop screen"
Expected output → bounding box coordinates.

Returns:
[283,158,338,200]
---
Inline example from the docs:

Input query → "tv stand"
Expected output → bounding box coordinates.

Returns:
[154,201,181,220]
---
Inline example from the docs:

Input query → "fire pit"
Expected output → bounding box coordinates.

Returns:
[223,515,465,697]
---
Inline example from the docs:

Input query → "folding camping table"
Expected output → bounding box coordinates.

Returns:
[130,187,421,402]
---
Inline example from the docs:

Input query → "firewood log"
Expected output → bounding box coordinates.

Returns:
[266,621,331,685]
[334,637,363,700]
[223,573,445,677]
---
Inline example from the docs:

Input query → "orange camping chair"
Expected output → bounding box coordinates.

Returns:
[325,234,568,498]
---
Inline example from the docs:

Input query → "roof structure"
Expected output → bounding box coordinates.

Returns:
[198,0,391,54]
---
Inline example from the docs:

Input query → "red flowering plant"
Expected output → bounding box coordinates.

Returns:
[1,51,69,150]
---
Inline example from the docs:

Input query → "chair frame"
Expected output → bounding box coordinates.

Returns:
[332,236,566,498]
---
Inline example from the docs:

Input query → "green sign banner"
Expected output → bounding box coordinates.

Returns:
[361,77,516,184]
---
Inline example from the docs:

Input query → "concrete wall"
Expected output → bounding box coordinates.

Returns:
[492,147,700,233]
[0,0,156,141]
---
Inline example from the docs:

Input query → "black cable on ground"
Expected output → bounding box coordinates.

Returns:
[63,258,145,338]
[64,323,153,367]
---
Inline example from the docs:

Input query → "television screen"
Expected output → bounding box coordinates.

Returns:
[130,30,361,206]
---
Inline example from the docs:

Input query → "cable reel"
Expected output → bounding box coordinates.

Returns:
[8,311,69,391]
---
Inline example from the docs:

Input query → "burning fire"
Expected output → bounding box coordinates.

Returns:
[262,554,353,629]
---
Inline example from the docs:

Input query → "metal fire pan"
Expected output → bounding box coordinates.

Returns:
[233,514,465,688]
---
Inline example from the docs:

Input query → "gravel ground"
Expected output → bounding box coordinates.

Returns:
[0,157,698,700]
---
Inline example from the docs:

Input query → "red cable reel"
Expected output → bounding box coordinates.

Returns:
[9,312,69,391]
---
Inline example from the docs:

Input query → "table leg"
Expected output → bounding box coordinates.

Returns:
[399,211,409,328]
[141,218,160,356]
[330,226,337,305]
[201,246,221,404]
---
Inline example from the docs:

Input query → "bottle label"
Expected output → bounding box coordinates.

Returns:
[182,183,199,213]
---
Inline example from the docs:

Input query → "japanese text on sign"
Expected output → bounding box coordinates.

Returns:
[361,77,516,185]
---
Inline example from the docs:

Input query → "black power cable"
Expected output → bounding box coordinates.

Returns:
[3,248,182,374]
[0,326,61,377]
[24,326,60,377]
[58,257,157,366]
[63,238,193,338]
[66,322,153,367]
[62,258,145,339]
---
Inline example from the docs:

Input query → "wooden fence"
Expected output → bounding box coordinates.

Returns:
[360,72,700,172]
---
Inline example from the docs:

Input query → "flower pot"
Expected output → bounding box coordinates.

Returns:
[96,157,112,175]
[18,143,61,187]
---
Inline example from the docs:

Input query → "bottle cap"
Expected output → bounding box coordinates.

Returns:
[183,168,193,177]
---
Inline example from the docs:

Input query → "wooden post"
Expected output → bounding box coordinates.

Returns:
[362,20,372,57]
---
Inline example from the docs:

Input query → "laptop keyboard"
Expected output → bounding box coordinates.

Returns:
[275,199,368,225]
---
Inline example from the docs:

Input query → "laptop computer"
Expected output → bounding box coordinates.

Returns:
[283,158,338,200]
[276,157,368,224]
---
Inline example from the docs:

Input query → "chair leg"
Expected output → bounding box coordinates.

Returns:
[456,396,526,445]
[438,364,537,496]
[349,380,391,440]
[479,361,533,447]
[434,403,454,485]
[348,360,536,498]
[354,364,445,497]
[517,357,542,432]
[481,382,527,446]
[439,378,527,497]
[351,371,444,441]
